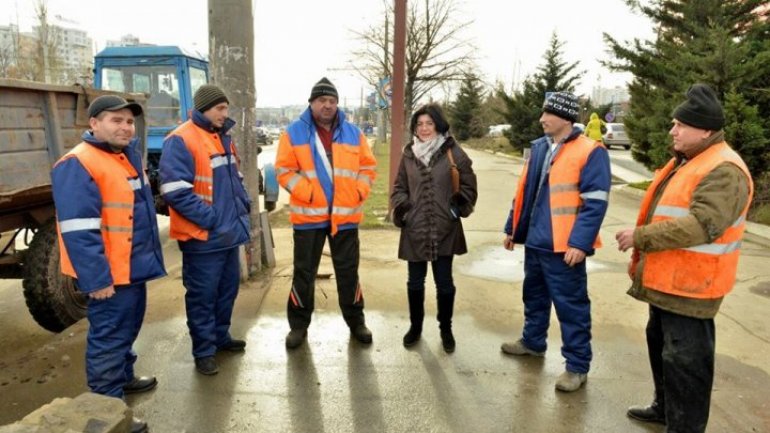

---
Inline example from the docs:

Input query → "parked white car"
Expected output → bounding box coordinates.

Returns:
[488,124,511,137]
[602,123,631,150]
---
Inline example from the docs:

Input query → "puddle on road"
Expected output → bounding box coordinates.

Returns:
[749,281,770,298]
[459,245,609,283]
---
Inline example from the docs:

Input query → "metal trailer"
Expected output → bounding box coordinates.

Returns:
[0,78,147,332]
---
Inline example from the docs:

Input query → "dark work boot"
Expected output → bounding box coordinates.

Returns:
[403,289,425,347]
[627,400,666,424]
[437,293,456,353]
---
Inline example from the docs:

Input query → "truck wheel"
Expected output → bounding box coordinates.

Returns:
[264,201,276,212]
[22,219,86,332]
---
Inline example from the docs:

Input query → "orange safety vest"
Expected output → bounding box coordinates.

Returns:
[166,120,239,241]
[633,142,753,299]
[276,131,375,235]
[512,135,603,252]
[56,142,136,285]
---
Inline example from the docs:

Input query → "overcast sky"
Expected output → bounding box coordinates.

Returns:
[1,0,655,107]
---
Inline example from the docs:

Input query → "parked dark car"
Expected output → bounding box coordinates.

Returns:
[602,123,631,150]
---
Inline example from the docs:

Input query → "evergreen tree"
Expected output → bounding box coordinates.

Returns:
[604,0,770,173]
[498,32,584,152]
[449,73,486,141]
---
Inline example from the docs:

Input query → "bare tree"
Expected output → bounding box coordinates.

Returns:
[32,0,62,83]
[351,0,475,117]
[0,44,13,77]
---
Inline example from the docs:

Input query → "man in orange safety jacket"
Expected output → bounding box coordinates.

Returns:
[275,77,377,349]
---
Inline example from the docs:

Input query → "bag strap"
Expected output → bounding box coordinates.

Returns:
[446,148,460,195]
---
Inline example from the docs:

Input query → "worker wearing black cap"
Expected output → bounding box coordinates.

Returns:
[51,94,166,433]
[159,84,251,376]
[616,83,753,432]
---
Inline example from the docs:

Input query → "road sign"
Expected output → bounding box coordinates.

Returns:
[605,112,615,122]
[377,77,392,109]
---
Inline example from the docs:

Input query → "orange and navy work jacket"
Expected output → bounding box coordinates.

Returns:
[632,142,753,299]
[275,107,377,235]
[504,129,611,253]
[159,111,251,253]
[51,133,165,293]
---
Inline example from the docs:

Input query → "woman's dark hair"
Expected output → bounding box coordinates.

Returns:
[409,103,450,136]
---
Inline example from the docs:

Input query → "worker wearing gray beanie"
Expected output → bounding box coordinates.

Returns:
[159,81,249,377]
[308,77,339,102]
[194,84,230,113]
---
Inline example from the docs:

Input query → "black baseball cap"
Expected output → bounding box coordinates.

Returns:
[88,95,143,119]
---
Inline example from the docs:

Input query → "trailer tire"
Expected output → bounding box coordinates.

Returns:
[22,219,87,332]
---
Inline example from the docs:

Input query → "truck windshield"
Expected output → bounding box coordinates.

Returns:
[101,65,181,127]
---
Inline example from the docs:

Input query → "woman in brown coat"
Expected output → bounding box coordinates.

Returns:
[390,104,478,352]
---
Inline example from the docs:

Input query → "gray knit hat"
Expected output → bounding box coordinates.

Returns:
[672,83,724,131]
[308,77,338,102]
[543,91,580,123]
[194,84,229,113]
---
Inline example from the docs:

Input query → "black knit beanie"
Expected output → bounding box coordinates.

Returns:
[308,77,338,102]
[194,84,229,113]
[542,91,580,123]
[672,83,724,131]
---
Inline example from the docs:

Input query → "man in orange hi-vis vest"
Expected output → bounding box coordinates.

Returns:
[500,91,611,393]
[52,95,166,433]
[616,84,753,433]
[275,77,377,350]
[159,85,251,377]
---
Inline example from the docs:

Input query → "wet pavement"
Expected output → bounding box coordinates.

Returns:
[1,148,769,433]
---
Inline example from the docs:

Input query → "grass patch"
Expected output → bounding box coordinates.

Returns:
[627,180,652,191]
[267,141,393,230]
[462,136,521,157]
[749,203,770,225]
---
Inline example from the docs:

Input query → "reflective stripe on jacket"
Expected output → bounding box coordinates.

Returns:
[633,142,753,299]
[275,107,376,235]
[159,112,251,253]
[510,133,608,253]
[56,142,137,286]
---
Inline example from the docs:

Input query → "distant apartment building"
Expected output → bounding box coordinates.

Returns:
[0,23,18,50]
[33,23,93,77]
[591,85,630,106]
[106,34,153,47]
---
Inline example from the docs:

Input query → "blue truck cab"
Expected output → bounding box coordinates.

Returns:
[94,46,207,184]
[93,45,278,212]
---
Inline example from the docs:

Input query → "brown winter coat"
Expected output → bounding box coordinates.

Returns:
[390,137,478,262]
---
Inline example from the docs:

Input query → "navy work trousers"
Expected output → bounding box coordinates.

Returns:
[86,282,146,398]
[287,228,364,330]
[521,247,592,374]
[182,247,240,359]
[646,305,715,433]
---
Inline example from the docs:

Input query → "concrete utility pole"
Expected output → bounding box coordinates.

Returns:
[377,13,389,145]
[208,0,262,276]
[388,0,407,205]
